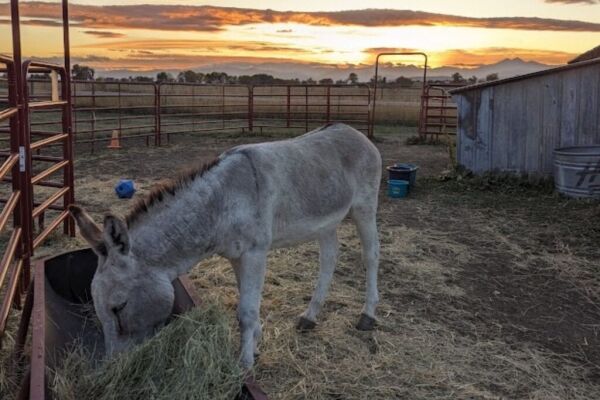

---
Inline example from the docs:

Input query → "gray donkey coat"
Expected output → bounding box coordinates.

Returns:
[70,123,382,368]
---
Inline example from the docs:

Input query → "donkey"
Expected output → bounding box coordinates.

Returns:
[69,123,381,368]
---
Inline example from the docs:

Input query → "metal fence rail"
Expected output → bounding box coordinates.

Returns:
[0,0,75,349]
[22,61,75,248]
[251,84,371,135]
[159,83,251,144]
[20,80,373,151]
[370,52,428,137]
[0,54,27,347]
[72,81,158,151]
[419,84,462,138]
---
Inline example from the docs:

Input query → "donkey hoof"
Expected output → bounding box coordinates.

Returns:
[356,314,376,331]
[296,316,317,332]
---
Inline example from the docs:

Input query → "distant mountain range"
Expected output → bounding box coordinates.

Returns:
[96,57,556,82]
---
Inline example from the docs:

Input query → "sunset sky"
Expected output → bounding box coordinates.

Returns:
[1,0,599,74]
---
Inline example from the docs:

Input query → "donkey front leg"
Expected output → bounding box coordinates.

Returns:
[237,249,267,368]
[297,229,338,331]
[352,205,380,331]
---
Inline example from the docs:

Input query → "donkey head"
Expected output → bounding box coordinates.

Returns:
[69,206,175,357]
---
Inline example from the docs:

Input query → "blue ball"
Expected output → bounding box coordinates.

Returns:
[115,179,136,199]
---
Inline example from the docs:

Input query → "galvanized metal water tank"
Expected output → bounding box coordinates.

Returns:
[553,146,600,198]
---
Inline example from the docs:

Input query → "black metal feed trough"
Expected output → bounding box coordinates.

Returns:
[17,248,267,400]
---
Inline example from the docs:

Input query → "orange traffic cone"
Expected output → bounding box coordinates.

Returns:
[108,130,121,149]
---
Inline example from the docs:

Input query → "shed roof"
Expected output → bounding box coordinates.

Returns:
[449,57,600,95]
[569,45,600,64]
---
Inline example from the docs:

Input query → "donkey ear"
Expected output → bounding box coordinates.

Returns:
[68,205,107,256]
[103,214,130,254]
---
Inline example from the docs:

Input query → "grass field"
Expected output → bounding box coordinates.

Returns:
[2,127,600,399]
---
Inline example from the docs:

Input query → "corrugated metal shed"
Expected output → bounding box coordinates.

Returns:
[450,58,600,176]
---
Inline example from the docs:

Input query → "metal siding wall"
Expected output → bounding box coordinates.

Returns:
[560,69,580,148]
[475,88,493,173]
[456,63,600,175]
[455,94,472,169]
[577,68,599,146]
[491,84,510,171]
[541,75,562,173]
[525,80,544,173]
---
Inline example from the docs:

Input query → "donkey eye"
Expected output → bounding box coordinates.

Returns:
[111,301,127,315]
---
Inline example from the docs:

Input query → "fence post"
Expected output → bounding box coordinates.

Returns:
[62,0,75,237]
[117,82,122,144]
[326,86,331,124]
[61,69,75,236]
[367,87,373,139]
[155,83,161,146]
[286,86,291,128]
[248,86,254,133]
[305,86,308,132]
[221,85,225,130]
[10,0,34,296]
[18,68,34,274]
[7,59,28,300]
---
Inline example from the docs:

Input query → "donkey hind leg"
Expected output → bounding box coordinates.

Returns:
[231,257,261,358]
[237,249,268,368]
[352,204,380,331]
[297,229,339,331]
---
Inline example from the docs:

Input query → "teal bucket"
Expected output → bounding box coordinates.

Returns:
[388,180,409,198]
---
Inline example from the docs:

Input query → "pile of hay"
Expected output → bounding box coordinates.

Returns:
[49,303,243,400]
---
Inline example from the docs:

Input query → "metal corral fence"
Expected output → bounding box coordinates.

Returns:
[0,60,74,349]
[250,84,371,134]
[5,80,373,152]
[159,83,250,144]
[0,55,27,346]
[418,84,463,139]
[0,0,76,354]
[72,80,158,149]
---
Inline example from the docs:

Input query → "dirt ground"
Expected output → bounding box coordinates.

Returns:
[3,127,600,399]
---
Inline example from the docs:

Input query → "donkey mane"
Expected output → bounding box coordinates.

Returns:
[125,158,220,227]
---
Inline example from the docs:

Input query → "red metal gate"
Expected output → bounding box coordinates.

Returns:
[419,84,463,139]
[0,54,27,346]
[369,52,428,137]
[0,0,74,347]
[250,84,371,135]
[22,61,75,248]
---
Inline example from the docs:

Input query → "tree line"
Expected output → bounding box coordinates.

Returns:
[13,64,500,86]
[451,72,499,84]
[70,65,362,85]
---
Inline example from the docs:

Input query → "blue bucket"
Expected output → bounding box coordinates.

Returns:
[388,180,409,198]
[387,163,418,189]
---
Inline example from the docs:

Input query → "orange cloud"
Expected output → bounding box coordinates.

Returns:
[2,2,600,32]
[63,54,317,72]
[81,39,311,55]
[364,47,577,66]
[84,30,125,39]
[0,17,62,27]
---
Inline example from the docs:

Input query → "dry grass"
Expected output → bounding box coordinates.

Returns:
[0,308,25,400]
[189,218,600,400]
[49,303,243,400]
